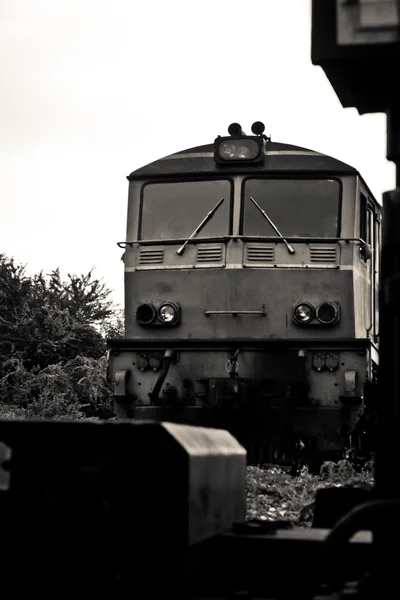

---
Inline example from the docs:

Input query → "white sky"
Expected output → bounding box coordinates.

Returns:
[0,0,395,309]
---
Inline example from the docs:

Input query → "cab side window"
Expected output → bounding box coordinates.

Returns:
[360,192,367,242]
[367,206,373,247]
[359,190,374,262]
[374,217,381,340]
[359,191,371,262]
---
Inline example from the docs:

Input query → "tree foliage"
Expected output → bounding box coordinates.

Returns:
[0,254,123,417]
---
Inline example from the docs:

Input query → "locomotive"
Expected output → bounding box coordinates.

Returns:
[106,121,381,466]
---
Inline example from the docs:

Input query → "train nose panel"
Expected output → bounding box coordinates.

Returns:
[126,268,352,340]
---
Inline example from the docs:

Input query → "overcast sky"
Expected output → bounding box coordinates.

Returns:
[0,0,395,308]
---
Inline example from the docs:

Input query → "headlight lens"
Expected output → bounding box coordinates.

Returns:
[158,303,178,323]
[316,302,339,324]
[217,139,260,160]
[293,303,314,324]
[136,303,156,325]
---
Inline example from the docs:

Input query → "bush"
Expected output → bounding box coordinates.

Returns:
[0,254,122,418]
[0,356,114,419]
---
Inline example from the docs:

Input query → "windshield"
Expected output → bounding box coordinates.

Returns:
[140,180,232,240]
[242,178,340,237]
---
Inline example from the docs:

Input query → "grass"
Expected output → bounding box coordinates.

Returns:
[246,460,375,526]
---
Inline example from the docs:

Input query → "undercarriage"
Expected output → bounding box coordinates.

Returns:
[107,339,378,470]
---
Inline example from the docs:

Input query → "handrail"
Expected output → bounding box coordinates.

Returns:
[204,307,266,316]
[117,236,368,247]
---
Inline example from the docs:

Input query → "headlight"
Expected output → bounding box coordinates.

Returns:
[217,139,261,160]
[293,302,314,324]
[316,302,339,324]
[158,302,179,324]
[136,303,156,325]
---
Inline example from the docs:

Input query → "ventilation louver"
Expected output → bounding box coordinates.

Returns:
[196,245,223,262]
[309,245,337,263]
[245,244,275,262]
[139,248,165,264]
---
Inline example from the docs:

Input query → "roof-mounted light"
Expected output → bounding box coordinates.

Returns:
[214,122,266,164]
[228,122,246,136]
[251,121,265,135]
[217,138,261,161]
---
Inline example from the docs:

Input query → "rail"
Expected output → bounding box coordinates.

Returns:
[204,307,266,316]
[117,236,369,247]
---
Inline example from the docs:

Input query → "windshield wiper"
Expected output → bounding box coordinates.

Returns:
[249,196,295,254]
[176,197,224,256]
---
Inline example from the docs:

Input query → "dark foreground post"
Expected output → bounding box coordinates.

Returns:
[375,116,400,498]
[312,2,400,596]
[0,419,246,598]
[371,106,400,597]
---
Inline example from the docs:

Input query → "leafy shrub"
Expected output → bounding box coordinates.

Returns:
[0,403,29,419]
[0,356,113,418]
[0,254,121,418]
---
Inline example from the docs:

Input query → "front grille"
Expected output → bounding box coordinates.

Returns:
[196,244,223,262]
[139,248,165,264]
[309,245,337,263]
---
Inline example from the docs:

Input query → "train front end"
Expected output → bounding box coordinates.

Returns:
[106,122,380,465]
